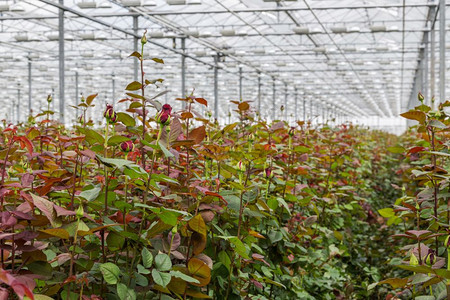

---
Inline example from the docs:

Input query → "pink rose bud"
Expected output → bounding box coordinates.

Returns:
[237,160,246,172]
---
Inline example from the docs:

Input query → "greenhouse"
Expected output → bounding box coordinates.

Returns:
[0,0,450,299]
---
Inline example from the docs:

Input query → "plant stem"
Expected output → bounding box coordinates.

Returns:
[140,35,147,170]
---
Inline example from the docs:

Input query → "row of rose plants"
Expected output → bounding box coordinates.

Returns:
[374,94,450,299]
[0,33,403,299]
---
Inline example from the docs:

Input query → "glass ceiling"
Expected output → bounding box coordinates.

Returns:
[0,0,444,133]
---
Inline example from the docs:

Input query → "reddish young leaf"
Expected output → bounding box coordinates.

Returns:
[194,98,208,106]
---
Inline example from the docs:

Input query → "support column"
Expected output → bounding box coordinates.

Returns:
[272,79,276,121]
[302,97,306,121]
[257,72,261,114]
[112,73,116,107]
[284,83,288,121]
[17,85,20,123]
[11,100,14,123]
[294,88,298,121]
[133,16,138,81]
[58,0,65,124]
[424,31,429,100]
[439,0,445,103]
[181,38,186,108]
[431,5,436,106]
[28,57,32,117]
[214,54,219,121]
[75,71,79,106]
[239,67,242,100]
[309,98,312,120]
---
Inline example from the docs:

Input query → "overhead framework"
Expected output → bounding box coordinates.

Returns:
[0,0,445,131]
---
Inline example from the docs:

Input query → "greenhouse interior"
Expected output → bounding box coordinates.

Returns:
[2,0,450,299]
[1,0,444,134]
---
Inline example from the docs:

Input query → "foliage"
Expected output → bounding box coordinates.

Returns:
[375,95,450,299]
[0,32,403,299]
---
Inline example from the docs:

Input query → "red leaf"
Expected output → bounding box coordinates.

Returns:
[21,174,34,188]
[408,146,426,154]
[195,98,208,106]
[13,136,33,155]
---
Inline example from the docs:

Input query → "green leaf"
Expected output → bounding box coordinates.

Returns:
[117,283,136,300]
[396,265,433,274]
[378,208,395,218]
[126,81,142,91]
[129,51,141,59]
[268,231,283,244]
[276,197,291,215]
[142,247,153,268]
[158,209,178,226]
[96,155,135,169]
[152,269,172,288]
[27,261,53,277]
[137,264,150,274]
[79,186,101,202]
[158,141,175,158]
[218,251,231,271]
[155,253,172,271]
[170,270,200,284]
[99,262,121,284]
[107,135,130,146]
[229,237,249,259]
[84,128,105,145]
[429,119,447,129]
[117,112,136,127]
[387,146,405,154]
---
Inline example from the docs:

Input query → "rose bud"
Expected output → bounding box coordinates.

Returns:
[47,94,52,104]
[156,104,172,126]
[288,127,295,137]
[161,103,172,114]
[237,160,246,172]
[409,253,418,266]
[156,112,171,126]
[418,92,424,102]
[445,235,450,249]
[424,249,435,266]
[76,205,84,219]
[104,104,117,124]
[120,140,135,153]
[264,167,273,179]
[141,32,147,45]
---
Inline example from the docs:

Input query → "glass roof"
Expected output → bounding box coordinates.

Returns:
[0,0,443,133]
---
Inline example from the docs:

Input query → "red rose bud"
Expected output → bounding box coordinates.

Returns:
[288,127,295,137]
[104,104,117,124]
[156,111,171,126]
[120,140,135,153]
[265,167,273,178]
[425,249,435,266]
[162,104,172,115]
[418,92,424,102]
